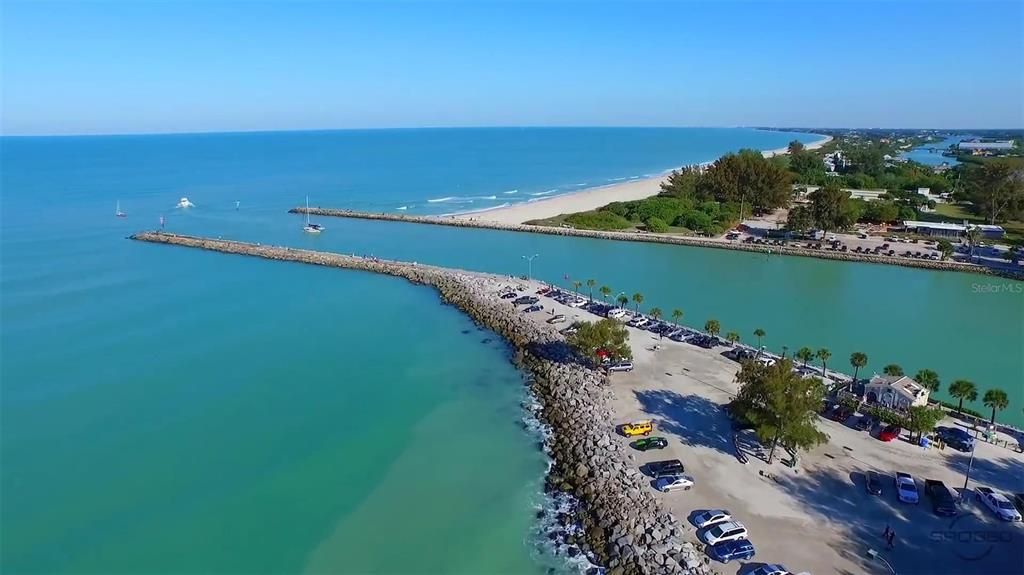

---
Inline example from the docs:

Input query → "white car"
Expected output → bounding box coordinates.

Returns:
[750,565,790,575]
[977,487,1023,521]
[654,474,695,492]
[568,298,588,308]
[607,308,628,318]
[607,361,634,373]
[701,521,748,546]
[693,509,732,529]
[895,472,919,504]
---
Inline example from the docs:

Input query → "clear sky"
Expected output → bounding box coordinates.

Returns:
[2,0,1022,135]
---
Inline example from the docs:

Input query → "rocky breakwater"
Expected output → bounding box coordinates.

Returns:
[289,207,1020,279]
[130,232,710,575]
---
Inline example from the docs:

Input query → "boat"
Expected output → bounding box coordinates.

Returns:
[115,201,127,217]
[303,196,323,233]
[176,197,195,208]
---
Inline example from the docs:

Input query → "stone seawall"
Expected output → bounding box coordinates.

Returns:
[290,207,1022,280]
[130,232,704,575]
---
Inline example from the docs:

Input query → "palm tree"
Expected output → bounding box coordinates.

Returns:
[795,347,813,368]
[599,285,611,302]
[572,280,582,298]
[671,309,683,326]
[704,319,720,337]
[650,307,663,321]
[849,352,868,384]
[726,331,740,345]
[914,369,940,393]
[883,364,904,377]
[616,294,629,309]
[753,328,766,348]
[948,380,978,416]
[965,226,983,263]
[586,279,596,302]
[780,345,788,360]
[632,293,644,313]
[816,348,831,377]
[983,388,1009,426]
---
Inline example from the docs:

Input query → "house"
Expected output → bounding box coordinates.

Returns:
[865,375,930,409]
[902,220,964,238]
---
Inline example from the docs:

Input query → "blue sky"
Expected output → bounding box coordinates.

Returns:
[2,0,1022,135]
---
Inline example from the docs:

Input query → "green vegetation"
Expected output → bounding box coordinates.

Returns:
[726,331,740,344]
[753,328,766,348]
[914,369,940,393]
[632,292,644,313]
[704,319,720,337]
[948,380,979,416]
[883,364,904,377]
[849,352,868,384]
[795,347,813,368]
[567,318,632,363]
[586,278,596,302]
[963,159,1024,225]
[815,348,831,377]
[529,148,791,235]
[905,405,946,442]
[732,358,829,464]
[671,309,684,326]
[983,388,1010,425]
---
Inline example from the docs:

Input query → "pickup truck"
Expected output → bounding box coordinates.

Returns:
[925,479,958,516]
[976,486,1023,521]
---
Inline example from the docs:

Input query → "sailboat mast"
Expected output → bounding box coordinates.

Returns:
[305,196,311,225]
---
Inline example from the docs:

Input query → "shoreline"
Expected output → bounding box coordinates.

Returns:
[130,231,699,574]
[289,207,1022,280]
[450,135,832,224]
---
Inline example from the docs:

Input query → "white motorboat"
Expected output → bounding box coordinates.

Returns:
[176,197,195,208]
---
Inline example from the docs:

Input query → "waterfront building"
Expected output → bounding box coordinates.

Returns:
[865,375,930,409]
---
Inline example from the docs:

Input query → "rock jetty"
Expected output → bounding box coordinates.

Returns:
[130,232,711,575]
[289,207,1021,280]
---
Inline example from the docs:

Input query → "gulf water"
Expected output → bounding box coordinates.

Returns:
[3,128,1021,573]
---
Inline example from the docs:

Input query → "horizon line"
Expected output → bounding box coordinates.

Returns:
[1,125,1021,139]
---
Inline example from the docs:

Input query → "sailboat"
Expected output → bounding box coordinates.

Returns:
[303,196,323,233]
[115,201,127,217]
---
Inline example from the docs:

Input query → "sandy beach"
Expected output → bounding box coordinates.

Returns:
[459,135,832,225]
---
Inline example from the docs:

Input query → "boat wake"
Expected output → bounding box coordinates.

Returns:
[504,189,519,194]
[427,195,499,203]
[529,189,559,196]
[396,206,408,210]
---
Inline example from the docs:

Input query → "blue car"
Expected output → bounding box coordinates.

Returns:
[707,539,755,563]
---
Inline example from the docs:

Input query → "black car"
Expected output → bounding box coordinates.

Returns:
[865,470,883,496]
[500,292,517,299]
[854,415,874,431]
[925,479,958,516]
[647,459,685,478]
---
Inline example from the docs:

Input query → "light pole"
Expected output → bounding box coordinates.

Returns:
[962,440,977,494]
[615,291,627,309]
[521,254,539,281]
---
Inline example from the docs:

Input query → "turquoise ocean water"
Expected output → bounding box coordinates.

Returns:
[3,128,1021,574]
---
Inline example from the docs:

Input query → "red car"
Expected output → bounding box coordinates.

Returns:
[878,424,901,442]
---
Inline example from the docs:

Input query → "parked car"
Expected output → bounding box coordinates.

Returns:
[547,314,567,324]
[895,472,919,504]
[693,509,732,529]
[500,292,517,299]
[976,486,1023,521]
[654,474,695,492]
[607,361,634,373]
[700,521,748,546]
[878,424,901,442]
[854,415,875,431]
[707,539,755,563]
[632,437,668,451]
[559,324,580,336]
[647,459,685,478]
[523,304,543,313]
[925,479,958,516]
[1014,493,1024,515]
[935,426,975,452]
[865,470,883,496]
[749,565,789,575]
[621,420,653,437]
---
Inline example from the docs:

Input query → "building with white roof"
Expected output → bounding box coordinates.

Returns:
[865,375,930,409]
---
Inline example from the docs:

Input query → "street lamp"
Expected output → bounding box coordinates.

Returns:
[615,291,627,309]
[521,254,539,280]
[867,548,896,575]
[962,439,977,493]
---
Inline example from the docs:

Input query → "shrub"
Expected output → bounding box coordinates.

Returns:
[564,211,632,231]
[645,217,669,233]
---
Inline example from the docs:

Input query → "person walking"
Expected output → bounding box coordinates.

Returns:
[882,524,891,539]
[887,530,895,550]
